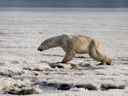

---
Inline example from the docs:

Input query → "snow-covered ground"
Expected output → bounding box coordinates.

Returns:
[0,8,128,96]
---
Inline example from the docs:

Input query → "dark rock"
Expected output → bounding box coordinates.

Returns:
[49,64,64,69]
[36,81,58,88]
[36,81,97,91]
[75,84,97,90]
[100,83,125,90]
[23,67,32,71]
[0,71,12,77]
[47,83,58,88]
[6,88,37,95]
[36,81,72,90]
[33,68,43,71]
[57,83,72,90]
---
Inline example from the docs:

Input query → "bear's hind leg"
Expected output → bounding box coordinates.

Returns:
[89,40,106,65]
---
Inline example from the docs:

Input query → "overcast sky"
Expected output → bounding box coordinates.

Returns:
[0,0,127,8]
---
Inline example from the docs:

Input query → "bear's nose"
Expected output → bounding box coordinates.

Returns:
[37,47,42,51]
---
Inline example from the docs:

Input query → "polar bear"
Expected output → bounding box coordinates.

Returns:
[38,34,112,65]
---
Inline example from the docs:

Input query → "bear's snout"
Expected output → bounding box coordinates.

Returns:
[37,47,43,51]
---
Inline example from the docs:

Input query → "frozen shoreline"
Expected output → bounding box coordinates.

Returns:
[0,7,128,13]
[0,9,128,95]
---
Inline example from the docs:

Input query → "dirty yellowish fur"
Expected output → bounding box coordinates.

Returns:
[38,34,112,65]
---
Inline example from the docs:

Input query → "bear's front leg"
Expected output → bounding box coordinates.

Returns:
[61,50,75,63]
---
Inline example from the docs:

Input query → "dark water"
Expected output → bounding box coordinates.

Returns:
[0,0,128,8]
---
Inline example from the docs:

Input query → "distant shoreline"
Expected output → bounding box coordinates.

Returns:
[0,7,128,12]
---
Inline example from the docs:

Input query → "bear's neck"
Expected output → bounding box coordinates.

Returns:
[47,36,62,48]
